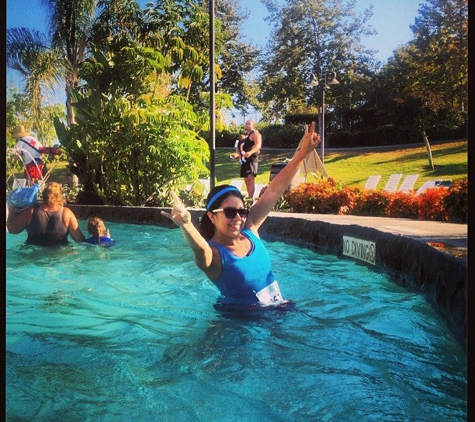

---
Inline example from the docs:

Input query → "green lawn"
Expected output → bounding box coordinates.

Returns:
[20,140,467,192]
[215,140,467,191]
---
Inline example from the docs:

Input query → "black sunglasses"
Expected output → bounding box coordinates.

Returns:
[212,207,250,219]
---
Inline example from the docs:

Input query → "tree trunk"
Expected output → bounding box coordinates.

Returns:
[422,130,434,170]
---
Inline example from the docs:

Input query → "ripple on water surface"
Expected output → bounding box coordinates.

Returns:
[6,222,466,421]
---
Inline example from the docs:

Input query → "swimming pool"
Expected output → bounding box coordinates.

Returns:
[6,222,467,421]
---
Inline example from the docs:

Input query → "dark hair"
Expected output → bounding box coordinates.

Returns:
[199,185,244,240]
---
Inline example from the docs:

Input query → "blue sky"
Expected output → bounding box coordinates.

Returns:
[6,0,421,63]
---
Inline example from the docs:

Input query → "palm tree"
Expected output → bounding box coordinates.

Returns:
[6,27,64,138]
[42,0,97,125]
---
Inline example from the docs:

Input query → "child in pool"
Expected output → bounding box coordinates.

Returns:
[162,122,320,309]
[85,217,114,246]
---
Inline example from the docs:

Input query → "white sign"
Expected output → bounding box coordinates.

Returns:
[343,236,376,265]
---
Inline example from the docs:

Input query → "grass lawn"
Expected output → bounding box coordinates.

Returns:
[15,140,467,192]
[215,140,467,190]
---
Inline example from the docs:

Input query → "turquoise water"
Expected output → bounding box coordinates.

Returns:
[6,222,466,421]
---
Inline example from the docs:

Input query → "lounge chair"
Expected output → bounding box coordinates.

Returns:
[383,174,403,192]
[398,174,419,192]
[416,180,437,195]
[364,175,381,190]
[416,179,452,195]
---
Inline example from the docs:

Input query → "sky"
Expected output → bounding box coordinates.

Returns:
[6,0,422,121]
[6,0,421,62]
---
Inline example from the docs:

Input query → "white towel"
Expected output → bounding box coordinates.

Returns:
[301,148,328,178]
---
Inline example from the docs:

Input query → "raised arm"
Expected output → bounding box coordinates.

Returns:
[245,122,321,232]
[161,192,218,277]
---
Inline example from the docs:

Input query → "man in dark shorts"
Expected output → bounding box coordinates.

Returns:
[240,120,262,200]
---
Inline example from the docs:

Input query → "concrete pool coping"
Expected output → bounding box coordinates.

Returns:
[68,205,467,349]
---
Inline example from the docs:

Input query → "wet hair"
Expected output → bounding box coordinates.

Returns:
[199,185,245,240]
[87,217,107,238]
[42,182,64,208]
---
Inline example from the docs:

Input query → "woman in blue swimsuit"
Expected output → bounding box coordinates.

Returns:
[162,122,321,308]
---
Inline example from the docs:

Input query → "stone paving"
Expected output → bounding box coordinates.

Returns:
[273,212,468,258]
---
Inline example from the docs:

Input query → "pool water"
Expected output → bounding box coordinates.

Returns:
[6,223,466,421]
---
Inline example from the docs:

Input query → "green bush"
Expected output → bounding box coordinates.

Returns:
[259,124,303,148]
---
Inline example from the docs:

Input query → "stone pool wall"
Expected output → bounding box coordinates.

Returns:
[69,205,467,349]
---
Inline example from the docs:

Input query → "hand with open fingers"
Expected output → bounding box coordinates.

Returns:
[161,191,191,226]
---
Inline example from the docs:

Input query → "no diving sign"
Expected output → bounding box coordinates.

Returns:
[343,236,376,265]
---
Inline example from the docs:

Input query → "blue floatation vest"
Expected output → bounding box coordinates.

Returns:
[208,228,284,306]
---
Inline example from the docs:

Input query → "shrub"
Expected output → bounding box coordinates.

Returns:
[285,179,356,214]
[443,178,468,223]
[387,191,419,219]
[351,190,391,216]
[259,124,303,148]
[417,187,449,221]
[283,178,467,222]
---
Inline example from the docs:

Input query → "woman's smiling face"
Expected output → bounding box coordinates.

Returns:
[210,195,247,237]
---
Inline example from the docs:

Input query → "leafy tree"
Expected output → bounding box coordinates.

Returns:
[258,0,376,123]
[55,0,209,205]
[411,0,468,113]
[375,0,467,146]
[214,0,260,114]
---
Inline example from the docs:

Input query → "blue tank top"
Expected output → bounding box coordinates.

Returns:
[208,228,281,305]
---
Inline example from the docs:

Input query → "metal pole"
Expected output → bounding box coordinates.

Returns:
[320,81,325,163]
[209,0,216,190]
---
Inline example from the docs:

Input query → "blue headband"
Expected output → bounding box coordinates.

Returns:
[206,186,241,210]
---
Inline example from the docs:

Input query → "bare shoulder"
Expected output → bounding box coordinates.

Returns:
[250,130,262,140]
[63,206,73,216]
[63,206,78,222]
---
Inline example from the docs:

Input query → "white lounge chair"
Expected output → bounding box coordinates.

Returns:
[364,175,381,190]
[416,180,437,195]
[398,174,419,192]
[383,174,402,192]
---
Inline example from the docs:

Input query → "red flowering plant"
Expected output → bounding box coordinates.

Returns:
[351,190,392,217]
[387,191,419,219]
[283,177,467,223]
[417,187,449,221]
[442,178,468,223]
[285,178,356,214]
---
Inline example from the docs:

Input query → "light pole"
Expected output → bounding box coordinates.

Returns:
[209,0,216,189]
[309,70,339,163]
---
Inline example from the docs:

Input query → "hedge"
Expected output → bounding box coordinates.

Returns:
[283,178,467,223]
